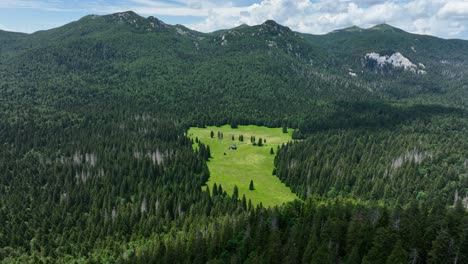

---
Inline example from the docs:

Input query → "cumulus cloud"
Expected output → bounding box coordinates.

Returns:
[186,0,468,39]
[2,0,468,39]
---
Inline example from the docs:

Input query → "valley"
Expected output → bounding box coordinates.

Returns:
[0,10,466,263]
[189,125,298,207]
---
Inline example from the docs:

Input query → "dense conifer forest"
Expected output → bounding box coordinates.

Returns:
[0,11,466,263]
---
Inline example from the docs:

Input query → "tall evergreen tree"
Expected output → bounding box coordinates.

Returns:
[249,180,255,191]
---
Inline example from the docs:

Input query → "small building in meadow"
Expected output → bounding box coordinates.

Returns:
[229,145,237,150]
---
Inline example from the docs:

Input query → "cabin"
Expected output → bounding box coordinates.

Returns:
[229,145,237,150]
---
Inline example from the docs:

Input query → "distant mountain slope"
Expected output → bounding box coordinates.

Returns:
[1,11,467,263]
[0,11,467,129]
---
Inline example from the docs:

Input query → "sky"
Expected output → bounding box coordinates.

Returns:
[0,0,468,39]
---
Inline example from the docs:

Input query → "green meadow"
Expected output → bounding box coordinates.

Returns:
[188,125,299,207]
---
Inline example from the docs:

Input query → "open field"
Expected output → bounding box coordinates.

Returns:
[188,125,299,207]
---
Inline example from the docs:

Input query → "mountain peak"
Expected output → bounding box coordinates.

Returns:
[103,10,144,24]
[259,20,291,35]
[111,11,140,18]
[332,25,364,33]
[95,11,171,32]
[262,20,280,27]
[368,23,404,33]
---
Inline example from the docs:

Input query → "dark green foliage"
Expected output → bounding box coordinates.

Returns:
[257,138,263,146]
[233,185,239,200]
[127,198,467,264]
[0,113,214,261]
[249,180,255,190]
[0,11,466,262]
[386,241,408,264]
[274,116,467,205]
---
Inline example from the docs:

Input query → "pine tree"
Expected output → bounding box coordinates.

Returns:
[363,227,395,264]
[386,240,408,264]
[270,147,274,155]
[456,228,468,264]
[249,180,255,190]
[241,195,247,209]
[233,185,239,200]
[311,244,331,264]
[210,131,214,138]
[428,229,455,264]
[206,145,211,159]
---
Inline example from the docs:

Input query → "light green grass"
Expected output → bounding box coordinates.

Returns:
[188,125,299,207]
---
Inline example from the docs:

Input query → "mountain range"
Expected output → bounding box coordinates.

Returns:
[1,11,467,263]
[1,11,467,108]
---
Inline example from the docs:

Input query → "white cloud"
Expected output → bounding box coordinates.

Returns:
[437,1,468,19]
[0,0,71,12]
[185,0,468,39]
[1,0,468,39]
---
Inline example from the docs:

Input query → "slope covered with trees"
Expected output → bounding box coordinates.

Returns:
[0,11,466,263]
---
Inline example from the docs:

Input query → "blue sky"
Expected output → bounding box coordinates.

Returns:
[1,0,468,39]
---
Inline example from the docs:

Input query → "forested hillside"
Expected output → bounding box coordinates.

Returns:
[0,11,466,263]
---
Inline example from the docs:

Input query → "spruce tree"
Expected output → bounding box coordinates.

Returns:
[241,195,247,209]
[233,185,239,200]
[385,241,408,264]
[206,145,211,159]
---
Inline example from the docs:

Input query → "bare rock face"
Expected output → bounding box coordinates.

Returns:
[364,52,426,74]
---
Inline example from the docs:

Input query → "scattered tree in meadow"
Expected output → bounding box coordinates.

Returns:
[249,180,255,190]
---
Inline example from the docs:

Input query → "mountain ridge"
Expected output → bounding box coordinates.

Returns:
[0,10,467,263]
[0,10,467,129]
[2,10,466,41]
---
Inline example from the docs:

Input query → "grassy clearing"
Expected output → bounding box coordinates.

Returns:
[188,125,299,207]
